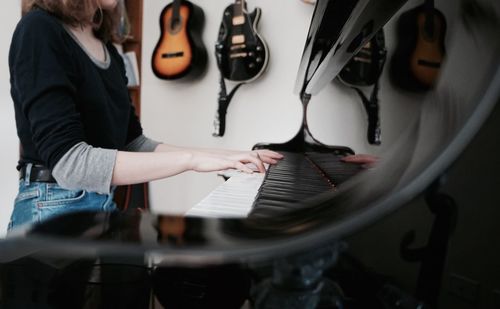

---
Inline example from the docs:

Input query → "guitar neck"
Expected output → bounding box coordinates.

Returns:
[172,0,182,22]
[233,0,246,17]
[424,0,435,10]
[423,0,437,38]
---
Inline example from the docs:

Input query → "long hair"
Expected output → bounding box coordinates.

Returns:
[22,0,125,43]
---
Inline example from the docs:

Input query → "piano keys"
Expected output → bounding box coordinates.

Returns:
[187,150,363,218]
[186,172,264,218]
[253,151,363,211]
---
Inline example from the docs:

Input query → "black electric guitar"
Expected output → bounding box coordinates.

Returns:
[212,0,269,137]
[215,0,269,82]
[390,0,446,91]
[338,30,387,145]
[152,0,207,80]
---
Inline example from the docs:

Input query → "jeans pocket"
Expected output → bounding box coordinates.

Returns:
[9,188,41,231]
[14,188,40,203]
[34,184,116,225]
[38,184,87,208]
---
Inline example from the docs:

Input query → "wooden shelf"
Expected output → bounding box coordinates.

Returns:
[124,37,140,44]
[123,0,143,116]
[116,0,149,211]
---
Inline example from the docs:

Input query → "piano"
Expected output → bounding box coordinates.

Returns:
[2,1,500,308]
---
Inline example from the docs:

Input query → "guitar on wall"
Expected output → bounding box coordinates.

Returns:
[215,0,269,82]
[152,0,207,80]
[338,29,387,145]
[390,0,446,92]
[213,0,269,137]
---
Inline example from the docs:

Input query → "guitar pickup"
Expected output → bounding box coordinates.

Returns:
[230,44,247,50]
[230,52,248,58]
[232,35,245,44]
[232,16,245,26]
[161,52,185,58]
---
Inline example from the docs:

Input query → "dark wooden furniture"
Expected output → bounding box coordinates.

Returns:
[114,0,149,211]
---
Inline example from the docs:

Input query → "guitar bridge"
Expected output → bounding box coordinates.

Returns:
[230,52,248,59]
[161,51,185,58]
[231,44,247,50]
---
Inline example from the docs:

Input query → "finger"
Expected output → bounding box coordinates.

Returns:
[254,151,282,165]
[341,154,378,164]
[256,155,278,165]
[234,162,253,174]
[256,149,284,159]
[244,154,266,173]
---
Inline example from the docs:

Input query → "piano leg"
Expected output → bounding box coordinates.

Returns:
[250,242,346,309]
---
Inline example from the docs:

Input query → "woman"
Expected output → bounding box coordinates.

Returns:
[8,0,283,230]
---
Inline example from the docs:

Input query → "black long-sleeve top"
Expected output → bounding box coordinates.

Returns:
[9,9,143,171]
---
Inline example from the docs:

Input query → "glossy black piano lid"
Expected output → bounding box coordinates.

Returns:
[295,0,408,96]
[1,0,500,266]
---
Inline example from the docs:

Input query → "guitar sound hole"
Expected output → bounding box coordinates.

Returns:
[168,17,183,34]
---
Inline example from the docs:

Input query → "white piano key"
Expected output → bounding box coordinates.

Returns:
[185,172,265,218]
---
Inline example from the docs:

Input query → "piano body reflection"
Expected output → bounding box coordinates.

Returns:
[188,0,407,218]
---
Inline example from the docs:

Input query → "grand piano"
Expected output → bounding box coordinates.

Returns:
[1,0,500,308]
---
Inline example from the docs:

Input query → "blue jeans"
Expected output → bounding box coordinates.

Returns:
[8,164,117,231]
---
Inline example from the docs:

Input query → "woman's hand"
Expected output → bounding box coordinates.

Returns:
[189,149,283,174]
[250,149,284,164]
[341,154,379,168]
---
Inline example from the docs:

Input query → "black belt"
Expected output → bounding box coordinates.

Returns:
[19,165,57,183]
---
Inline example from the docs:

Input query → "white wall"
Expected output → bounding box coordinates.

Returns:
[0,0,22,236]
[141,0,422,214]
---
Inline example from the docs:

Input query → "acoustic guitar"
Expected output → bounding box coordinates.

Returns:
[390,0,446,91]
[215,0,269,82]
[152,0,207,80]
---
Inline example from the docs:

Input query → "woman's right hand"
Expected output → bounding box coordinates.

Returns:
[188,151,272,174]
[112,148,283,186]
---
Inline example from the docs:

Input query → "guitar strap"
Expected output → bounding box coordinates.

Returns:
[339,29,386,145]
[351,79,382,145]
[213,74,245,137]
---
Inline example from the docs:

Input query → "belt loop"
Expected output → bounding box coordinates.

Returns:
[24,163,33,186]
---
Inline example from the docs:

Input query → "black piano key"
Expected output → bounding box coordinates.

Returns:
[251,149,362,213]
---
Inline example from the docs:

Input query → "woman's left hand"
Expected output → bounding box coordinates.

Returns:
[341,154,379,168]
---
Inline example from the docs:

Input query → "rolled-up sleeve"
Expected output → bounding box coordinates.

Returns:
[124,135,161,152]
[52,142,117,194]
